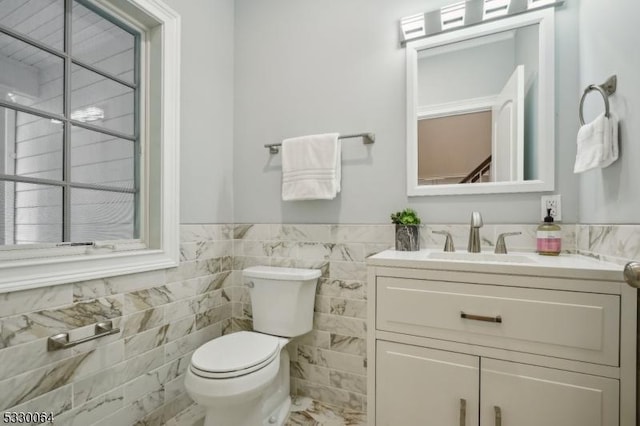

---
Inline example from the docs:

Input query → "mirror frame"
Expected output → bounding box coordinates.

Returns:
[406,8,555,196]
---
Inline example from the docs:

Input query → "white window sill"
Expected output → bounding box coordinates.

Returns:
[0,249,178,294]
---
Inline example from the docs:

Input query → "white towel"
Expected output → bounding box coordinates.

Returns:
[574,113,619,173]
[281,133,341,201]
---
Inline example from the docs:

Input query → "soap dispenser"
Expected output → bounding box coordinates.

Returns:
[537,208,561,256]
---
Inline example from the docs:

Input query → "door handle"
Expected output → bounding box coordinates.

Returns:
[494,406,502,426]
[459,398,466,426]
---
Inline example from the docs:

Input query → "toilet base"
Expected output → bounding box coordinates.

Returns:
[198,346,292,426]
[260,348,291,425]
[202,385,291,426]
[203,398,262,426]
[264,395,291,426]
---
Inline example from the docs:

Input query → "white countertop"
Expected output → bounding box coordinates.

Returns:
[367,249,624,282]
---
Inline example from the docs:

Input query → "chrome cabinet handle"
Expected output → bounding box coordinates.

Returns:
[624,262,640,288]
[47,321,119,351]
[460,311,502,323]
[459,398,466,426]
[494,406,502,426]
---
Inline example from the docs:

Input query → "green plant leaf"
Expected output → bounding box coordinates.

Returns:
[390,208,421,225]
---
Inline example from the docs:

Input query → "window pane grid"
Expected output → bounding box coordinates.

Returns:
[0,175,136,193]
[0,0,139,244]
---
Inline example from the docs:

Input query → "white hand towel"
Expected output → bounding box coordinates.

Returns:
[281,133,341,200]
[573,113,619,173]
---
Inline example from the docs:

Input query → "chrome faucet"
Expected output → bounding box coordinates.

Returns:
[467,212,483,253]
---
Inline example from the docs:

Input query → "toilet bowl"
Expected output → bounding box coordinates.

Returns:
[185,331,291,426]
[185,266,321,426]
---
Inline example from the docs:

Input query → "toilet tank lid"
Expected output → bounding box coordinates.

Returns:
[243,266,321,280]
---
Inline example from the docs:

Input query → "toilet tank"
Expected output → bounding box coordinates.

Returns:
[243,266,321,337]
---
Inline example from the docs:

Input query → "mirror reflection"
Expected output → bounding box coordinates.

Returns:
[416,25,539,186]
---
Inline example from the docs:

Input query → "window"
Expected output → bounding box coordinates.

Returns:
[0,0,180,292]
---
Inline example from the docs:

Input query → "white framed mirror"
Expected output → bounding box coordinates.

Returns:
[406,8,555,196]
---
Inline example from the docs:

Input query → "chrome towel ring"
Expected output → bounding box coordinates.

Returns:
[579,75,617,125]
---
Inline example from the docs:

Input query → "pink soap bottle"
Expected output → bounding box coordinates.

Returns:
[537,208,561,256]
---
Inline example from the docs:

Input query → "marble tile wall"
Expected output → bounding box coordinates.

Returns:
[0,225,234,426]
[576,224,640,265]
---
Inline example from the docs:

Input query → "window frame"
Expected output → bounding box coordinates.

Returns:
[0,0,181,293]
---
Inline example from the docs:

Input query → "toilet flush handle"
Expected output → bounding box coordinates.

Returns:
[245,281,255,288]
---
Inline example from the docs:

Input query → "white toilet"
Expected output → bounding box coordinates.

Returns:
[185,265,321,426]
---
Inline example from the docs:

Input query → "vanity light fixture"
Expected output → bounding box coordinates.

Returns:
[527,0,556,9]
[483,0,511,19]
[401,13,426,41]
[400,0,563,45]
[440,2,466,30]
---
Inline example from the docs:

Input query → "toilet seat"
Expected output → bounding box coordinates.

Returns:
[190,331,281,379]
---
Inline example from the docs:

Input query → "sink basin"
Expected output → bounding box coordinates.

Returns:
[427,251,537,264]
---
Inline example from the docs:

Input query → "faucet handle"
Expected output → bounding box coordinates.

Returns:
[470,211,483,228]
[494,232,522,254]
[433,230,455,252]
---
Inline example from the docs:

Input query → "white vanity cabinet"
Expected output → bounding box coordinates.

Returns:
[376,341,479,425]
[479,359,618,426]
[376,342,618,426]
[367,251,637,426]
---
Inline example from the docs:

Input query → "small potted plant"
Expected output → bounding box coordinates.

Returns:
[390,208,421,251]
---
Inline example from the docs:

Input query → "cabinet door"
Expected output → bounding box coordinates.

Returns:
[480,359,619,426]
[377,341,479,426]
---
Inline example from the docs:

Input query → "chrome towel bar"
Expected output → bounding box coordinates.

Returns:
[579,75,617,125]
[47,321,120,351]
[264,132,375,154]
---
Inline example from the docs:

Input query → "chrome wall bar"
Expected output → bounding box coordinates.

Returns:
[265,132,375,154]
[47,320,120,351]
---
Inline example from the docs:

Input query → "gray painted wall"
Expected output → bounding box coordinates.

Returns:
[167,0,235,224]
[233,0,580,224]
[578,0,640,224]
[417,37,515,106]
